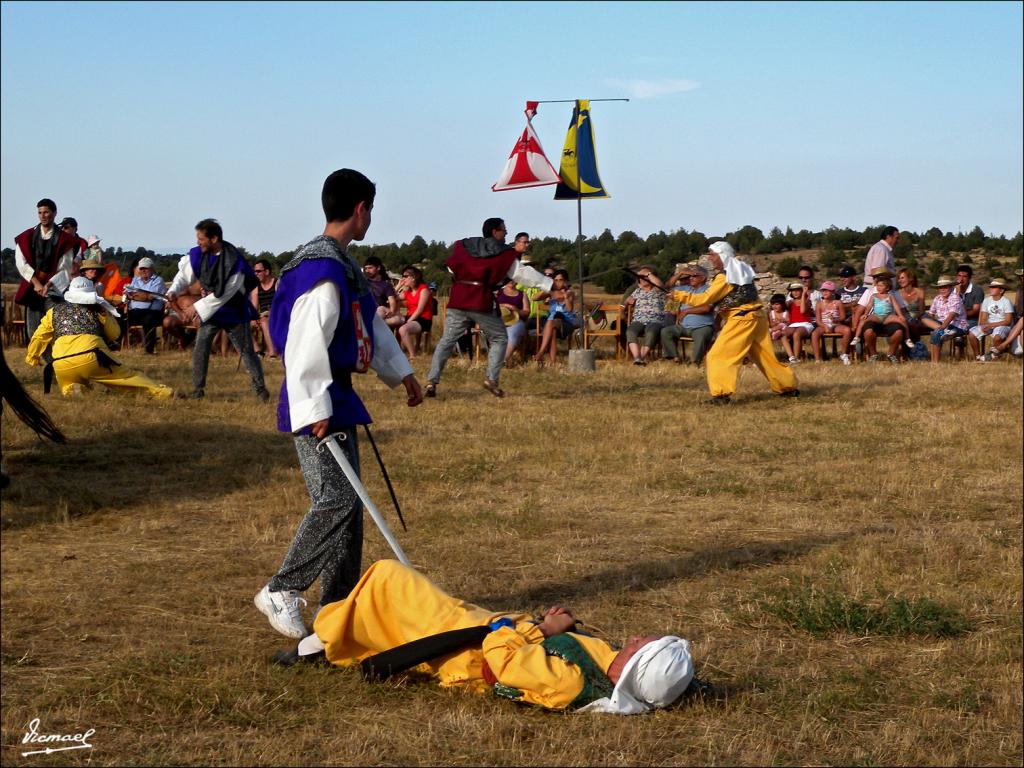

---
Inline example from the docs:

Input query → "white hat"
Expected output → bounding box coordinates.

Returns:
[138,257,155,269]
[577,636,694,715]
[86,234,102,248]
[64,276,100,305]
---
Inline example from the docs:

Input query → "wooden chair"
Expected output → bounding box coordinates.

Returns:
[3,299,28,347]
[584,303,626,359]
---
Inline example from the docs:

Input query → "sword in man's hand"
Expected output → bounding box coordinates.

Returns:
[317,432,410,566]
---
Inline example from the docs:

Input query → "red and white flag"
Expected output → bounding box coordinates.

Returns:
[492,101,560,191]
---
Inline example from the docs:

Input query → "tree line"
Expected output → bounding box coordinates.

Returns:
[3,225,1021,295]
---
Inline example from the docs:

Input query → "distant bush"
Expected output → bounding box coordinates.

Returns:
[776,257,801,277]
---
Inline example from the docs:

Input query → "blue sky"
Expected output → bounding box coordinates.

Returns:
[2,1,1021,254]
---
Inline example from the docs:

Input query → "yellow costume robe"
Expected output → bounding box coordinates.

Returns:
[673,274,797,398]
[314,560,620,711]
[26,306,172,398]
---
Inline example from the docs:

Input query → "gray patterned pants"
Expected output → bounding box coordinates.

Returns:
[268,430,363,606]
[191,322,266,393]
[427,307,508,385]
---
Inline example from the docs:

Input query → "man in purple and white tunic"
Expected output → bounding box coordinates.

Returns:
[253,168,423,640]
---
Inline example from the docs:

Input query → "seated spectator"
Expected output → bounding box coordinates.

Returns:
[77,255,104,288]
[124,256,168,354]
[495,279,530,362]
[853,269,911,362]
[897,267,927,343]
[837,264,867,337]
[532,269,576,365]
[163,285,201,350]
[363,256,403,330]
[811,281,852,364]
[920,275,969,362]
[661,266,715,365]
[623,267,665,366]
[796,265,822,310]
[954,264,984,330]
[969,278,1015,360]
[766,293,792,359]
[988,269,1024,358]
[396,265,433,359]
[26,277,172,397]
[783,283,814,363]
[249,258,279,357]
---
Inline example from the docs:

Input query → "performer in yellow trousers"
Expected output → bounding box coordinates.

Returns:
[26,277,173,398]
[671,241,798,404]
[293,559,695,714]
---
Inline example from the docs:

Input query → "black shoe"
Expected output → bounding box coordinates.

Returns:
[780,389,800,398]
[256,388,270,403]
[176,389,205,400]
[271,646,327,668]
[425,384,437,398]
[705,395,731,406]
[42,364,54,394]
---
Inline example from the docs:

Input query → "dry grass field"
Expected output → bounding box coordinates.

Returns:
[1,340,1021,766]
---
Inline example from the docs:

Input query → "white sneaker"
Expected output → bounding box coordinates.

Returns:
[788,356,799,364]
[905,339,915,349]
[840,354,851,366]
[254,584,308,639]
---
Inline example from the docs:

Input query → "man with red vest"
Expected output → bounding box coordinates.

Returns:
[424,218,550,398]
[14,199,80,393]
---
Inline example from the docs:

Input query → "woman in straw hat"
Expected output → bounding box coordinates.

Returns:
[25,276,173,397]
[919,275,968,363]
[669,241,798,403]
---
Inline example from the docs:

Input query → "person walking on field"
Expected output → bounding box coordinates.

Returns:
[670,241,799,404]
[253,168,423,640]
[166,219,269,400]
[424,218,551,398]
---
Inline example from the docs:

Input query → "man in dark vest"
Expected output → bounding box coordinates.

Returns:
[253,168,423,641]
[424,218,551,398]
[165,219,269,400]
[14,199,79,393]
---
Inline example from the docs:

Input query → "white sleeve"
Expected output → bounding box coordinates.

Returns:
[168,255,195,296]
[285,280,340,431]
[509,261,553,291]
[50,251,74,287]
[857,288,874,308]
[194,271,245,323]
[15,243,35,282]
[370,313,414,388]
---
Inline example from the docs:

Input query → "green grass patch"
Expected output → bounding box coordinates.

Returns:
[760,585,973,637]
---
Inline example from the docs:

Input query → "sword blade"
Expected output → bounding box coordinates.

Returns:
[323,437,410,566]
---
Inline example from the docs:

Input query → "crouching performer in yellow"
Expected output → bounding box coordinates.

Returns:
[26,277,173,398]
[282,559,696,714]
[672,241,798,404]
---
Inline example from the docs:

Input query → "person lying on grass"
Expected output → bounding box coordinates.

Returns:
[273,559,698,715]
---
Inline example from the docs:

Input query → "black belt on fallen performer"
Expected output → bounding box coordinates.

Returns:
[360,625,491,682]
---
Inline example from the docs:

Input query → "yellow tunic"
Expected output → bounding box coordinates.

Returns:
[313,560,619,711]
[26,308,172,398]
[673,274,797,397]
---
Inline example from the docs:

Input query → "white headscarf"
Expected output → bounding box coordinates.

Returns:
[64,276,121,318]
[708,241,756,286]
[577,636,694,715]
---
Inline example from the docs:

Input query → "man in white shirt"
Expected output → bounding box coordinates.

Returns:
[253,168,423,640]
[863,226,899,285]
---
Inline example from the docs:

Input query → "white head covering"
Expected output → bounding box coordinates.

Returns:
[708,241,756,286]
[577,636,694,715]
[64,276,121,318]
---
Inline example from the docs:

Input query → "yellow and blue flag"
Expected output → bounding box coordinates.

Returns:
[554,99,609,200]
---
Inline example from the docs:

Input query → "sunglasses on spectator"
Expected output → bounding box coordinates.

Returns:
[253,268,266,273]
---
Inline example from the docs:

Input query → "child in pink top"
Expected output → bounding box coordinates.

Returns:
[768,293,795,360]
[811,281,852,364]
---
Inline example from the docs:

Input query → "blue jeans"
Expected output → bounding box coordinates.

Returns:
[929,326,965,346]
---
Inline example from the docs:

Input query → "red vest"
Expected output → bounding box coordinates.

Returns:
[445,241,518,312]
[13,227,78,308]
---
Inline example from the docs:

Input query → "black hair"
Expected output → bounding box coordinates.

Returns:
[483,218,505,238]
[322,169,376,223]
[552,269,570,281]
[514,232,529,241]
[37,198,56,212]
[956,264,973,277]
[195,218,223,240]
[769,293,786,305]
[255,258,274,273]
[798,265,815,275]
[363,255,385,270]
[882,225,899,239]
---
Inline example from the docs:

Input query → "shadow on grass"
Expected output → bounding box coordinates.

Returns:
[469,530,861,608]
[0,423,295,529]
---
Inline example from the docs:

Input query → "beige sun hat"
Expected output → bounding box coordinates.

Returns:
[987,278,1009,289]
[79,258,103,270]
[869,266,895,279]
[933,275,956,288]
